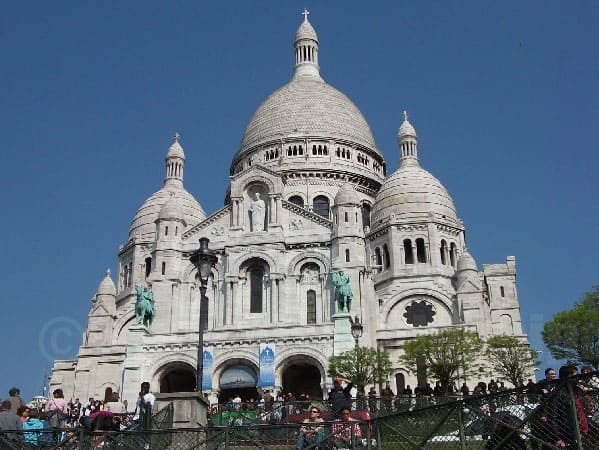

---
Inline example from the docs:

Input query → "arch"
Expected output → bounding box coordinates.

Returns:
[416,238,427,263]
[440,240,447,265]
[375,247,382,266]
[149,352,197,392]
[361,203,371,228]
[381,288,455,326]
[403,239,414,264]
[499,314,514,334]
[230,252,278,277]
[115,314,136,345]
[287,251,329,276]
[276,350,327,397]
[159,361,196,393]
[395,373,406,394]
[383,244,391,269]
[288,195,304,207]
[450,242,457,267]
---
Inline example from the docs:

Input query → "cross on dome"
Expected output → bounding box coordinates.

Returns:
[302,8,310,21]
[105,268,111,277]
[173,132,180,143]
[403,111,408,122]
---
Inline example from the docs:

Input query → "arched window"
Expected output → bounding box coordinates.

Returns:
[164,226,169,236]
[404,239,414,264]
[440,240,447,265]
[345,249,350,262]
[123,264,129,288]
[313,195,330,218]
[307,290,316,324]
[375,247,382,266]
[450,243,457,267]
[416,238,427,263]
[344,212,349,222]
[362,203,371,228]
[145,257,152,278]
[288,195,304,208]
[500,286,505,297]
[383,244,391,269]
[250,266,264,313]
[161,261,166,275]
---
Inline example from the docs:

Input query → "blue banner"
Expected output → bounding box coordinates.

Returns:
[258,343,276,387]
[202,348,213,391]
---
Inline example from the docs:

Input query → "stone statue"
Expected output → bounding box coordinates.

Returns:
[134,285,155,329]
[331,271,353,313]
[249,192,266,231]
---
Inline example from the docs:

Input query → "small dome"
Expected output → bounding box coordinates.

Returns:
[158,194,186,222]
[371,164,458,226]
[97,270,116,296]
[457,250,478,272]
[398,111,416,138]
[335,183,359,205]
[166,139,185,159]
[295,17,318,42]
[129,185,205,241]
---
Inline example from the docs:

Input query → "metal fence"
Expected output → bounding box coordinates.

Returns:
[1,372,597,449]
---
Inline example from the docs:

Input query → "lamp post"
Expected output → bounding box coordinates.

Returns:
[350,315,363,349]
[189,237,218,393]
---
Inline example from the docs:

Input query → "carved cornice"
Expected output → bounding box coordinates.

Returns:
[286,241,331,250]
[366,228,389,240]
[436,223,463,236]
[183,205,231,239]
[282,200,333,229]
[396,224,427,232]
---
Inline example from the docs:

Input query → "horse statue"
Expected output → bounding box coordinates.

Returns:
[331,271,353,313]
[134,285,155,329]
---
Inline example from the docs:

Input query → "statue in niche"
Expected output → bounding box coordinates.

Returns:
[331,271,353,313]
[249,192,266,231]
[134,285,155,329]
[301,265,319,284]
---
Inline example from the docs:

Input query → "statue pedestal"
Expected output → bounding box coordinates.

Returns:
[154,392,209,428]
[332,312,354,355]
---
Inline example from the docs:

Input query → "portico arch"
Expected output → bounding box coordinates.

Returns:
[277,352,326,400]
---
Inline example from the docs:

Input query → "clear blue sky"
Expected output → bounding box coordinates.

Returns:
[1,1,597,401]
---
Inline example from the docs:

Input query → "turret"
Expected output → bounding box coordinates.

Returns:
[294,9,321,79]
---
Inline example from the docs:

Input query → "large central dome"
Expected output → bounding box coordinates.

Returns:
[233,14,380,164]
[239,76,376,155]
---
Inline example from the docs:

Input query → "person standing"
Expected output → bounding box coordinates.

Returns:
[7,387,24,414]
[0,400,22,431]
[45,389,68,429]
[133,382,155,430]
[328,377,353,419]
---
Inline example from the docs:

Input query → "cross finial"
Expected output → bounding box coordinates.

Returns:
[174,132,180,143]
[302,8,310,22]
[105,268,111,277]
[403,111,408,122]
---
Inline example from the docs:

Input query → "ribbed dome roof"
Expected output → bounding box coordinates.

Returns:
[335,183,359,205]
[398,112,417,138]
[158,194,186,222]
[166,139,185,159]
[371,164,458,226]
[237,76,377,156]
[97,270,116,296]
[296,18,318,41]
[129,185,204,240]
[457,250,478,272]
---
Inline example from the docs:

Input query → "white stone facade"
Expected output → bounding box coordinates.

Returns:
[50,15,529,406]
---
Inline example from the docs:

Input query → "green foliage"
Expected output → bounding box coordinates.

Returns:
[542,287,599,369]
[485,335,539,386]
[328,346,393,391]
[399,328,483,390]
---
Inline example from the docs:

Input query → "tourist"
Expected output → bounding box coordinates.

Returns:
[133,382,155,429]
[296,406,324,449]
[460,382,470,397]
[0,400,22,431]
[22,409,49,446]
[332,408,362,448]
[381,382,394,414]
[45,388,68,429]
[367,387,377,414]
[16,405,31,425]
[7,387,24,414]
[104,392,126,414]
[526,379,537,403]
[537,368,557,399]
[402,385,413,396]
[328,377,353,419]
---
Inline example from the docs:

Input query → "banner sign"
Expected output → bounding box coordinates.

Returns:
[258,343,276,387]
[202,347,214,391]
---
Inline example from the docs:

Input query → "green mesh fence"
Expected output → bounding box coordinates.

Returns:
[1,372,597,449]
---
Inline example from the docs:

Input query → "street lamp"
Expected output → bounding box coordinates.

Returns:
[350,315,363,348]
[189,237,218,393]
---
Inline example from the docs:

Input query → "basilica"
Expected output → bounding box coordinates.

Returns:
[50,14,528,405]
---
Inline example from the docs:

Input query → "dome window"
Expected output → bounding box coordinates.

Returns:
[404,239,414,264]
[440,240,448,265]
[313,195,330,218]
[384,244,391,269]
[165,226,169,236]
[288,195,304,208]
[161,261,166,276]
[500,286,505,297]
[375,247,382,266]
[362,204,371,228]
[344,212,349,222]
[450,243,457,267]
[416,238,427,263]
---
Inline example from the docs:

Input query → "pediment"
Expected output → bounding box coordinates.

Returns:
[230,165,284,198]
[457,275,482,294]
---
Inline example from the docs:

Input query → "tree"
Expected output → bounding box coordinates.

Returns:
[328,346,393,392]
[399,328,483,392]
[542,287,599,369]
[485,335,539,386]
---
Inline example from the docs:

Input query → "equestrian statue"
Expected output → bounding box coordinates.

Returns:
[331,271,353,313]
[134,284,155,329]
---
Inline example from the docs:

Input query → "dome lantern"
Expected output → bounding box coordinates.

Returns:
[398,111,419,167]
[165,132,185,187]
[294,9,321,79]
